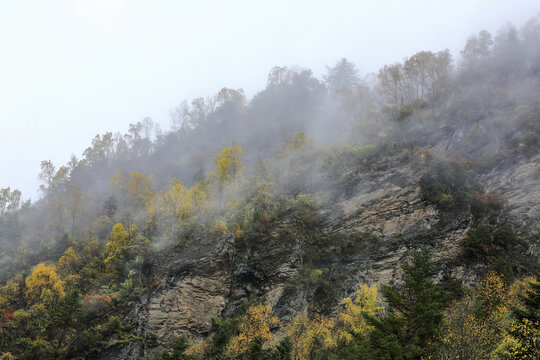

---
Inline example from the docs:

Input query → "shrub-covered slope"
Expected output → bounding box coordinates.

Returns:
[1,17,539,360]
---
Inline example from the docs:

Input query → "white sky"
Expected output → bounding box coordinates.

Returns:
[1,0,539,201]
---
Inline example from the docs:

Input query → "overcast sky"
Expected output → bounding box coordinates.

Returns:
[1,0,539,201]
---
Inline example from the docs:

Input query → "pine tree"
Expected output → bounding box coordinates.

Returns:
[513,276,540,324]
[365,247,444,359]
[510,276,540,359]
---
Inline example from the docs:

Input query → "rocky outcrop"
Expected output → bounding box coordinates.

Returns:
[483,154,540,233]
[108,143,538,359]
[147,274,230,339]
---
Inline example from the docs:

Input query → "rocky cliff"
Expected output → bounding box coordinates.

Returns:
[104,131,539,359]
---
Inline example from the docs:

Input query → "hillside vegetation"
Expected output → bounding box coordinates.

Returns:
[1,17,540,360]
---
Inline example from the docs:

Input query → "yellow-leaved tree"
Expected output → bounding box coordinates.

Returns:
[337,284,384,337]
[104,223,137,264]
[227,304,280,356]
[162,179,192,221]
[110,171,154,209]
[57,246,82,286]
[110,171,128,199]
[187,181,209,213]
[58,247,81,273]
[286,130,307,153]
[0,274,25,311]
[438,272,536,359]
[25,263,65,309]
[287,314,342,360]
[149,179,209,239]
[213,141,243,191]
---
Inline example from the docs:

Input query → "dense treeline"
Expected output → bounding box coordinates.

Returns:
[1,16,540,359]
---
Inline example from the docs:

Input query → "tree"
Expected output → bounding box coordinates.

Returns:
[324,58,360,94]
[378,50,451,111]
[439,293,497,359]
[266,66,295,88]
[338,284,384,337]
[510,276,540,359]
[216,87,246,108]
[149,335,197,360]
[110,171,154,208]
[513,276,540,325]
[0,187,21,220]
[227,304,280,356]
[46,289,82,352]
[365,247,444,359]
[161,179,193,222]
[104,223,136,264]
[171,97,215,130]
[110,171,128,200]
[438,272,533,359]
[66,185,82,236]
[25,263,66,309]
[461,30,493,63]
[378,63,407,108]
[57,247,81,281]
[285,131,307,153]
[82,132,114,166]
[403,50,451,102]
[38,160,56,195]
[0,274,26,310]
[213,141,243,196]
[103,195,118,216]
[127,172,154,208]
[287,314,341,360]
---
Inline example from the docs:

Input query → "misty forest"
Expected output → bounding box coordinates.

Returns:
[1,15,540,360]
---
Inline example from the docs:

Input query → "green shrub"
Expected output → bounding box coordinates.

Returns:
[420,155,474,211]
[461,224,528,279]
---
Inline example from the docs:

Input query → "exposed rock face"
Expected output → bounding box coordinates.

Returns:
[106,141,538,359]
[147,274,229,339]
[483,154,540,233]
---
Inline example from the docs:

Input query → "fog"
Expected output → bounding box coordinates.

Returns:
[0,8,538,275]
[1,0,539,200]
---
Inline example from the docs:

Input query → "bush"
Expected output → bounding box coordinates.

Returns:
[420,155,474,211]
[461,224,528,278]
[83,294,113,318]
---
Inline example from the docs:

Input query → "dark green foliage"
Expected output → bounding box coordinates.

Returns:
[461,224,527,279]
[510,276,540,359]
[470,191,505,219]
[47,289,83,345]
[147,336,199,360]
[420,155,505,221]
[52,233,71,259]
[364,247,445,359]
[462,225,494,263]
[323,142,405,196]
[16,336,59,360]
[513,276,540,324]
[192,168,205,184]
[206,318,239,359]
[103,195,118,216]
[242,336,292,360]
[440,275,464,305]
[337,332,374,360]
[420,156,474,212]
[0,290,85,359]
[289,267,342,315]
[244,336,265,360]
[274,337,292,360]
